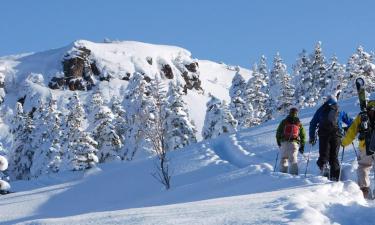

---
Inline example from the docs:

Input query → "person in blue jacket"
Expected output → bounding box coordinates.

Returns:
[309,94,353,181]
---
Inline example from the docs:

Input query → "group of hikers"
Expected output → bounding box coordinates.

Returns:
[276,94,375,199]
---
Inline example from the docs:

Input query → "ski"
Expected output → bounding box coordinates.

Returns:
[355,77,367,112]
[355,77,375,155]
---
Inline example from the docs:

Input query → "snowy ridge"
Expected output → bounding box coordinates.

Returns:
[1,94,374,224]
[0,40,251,146]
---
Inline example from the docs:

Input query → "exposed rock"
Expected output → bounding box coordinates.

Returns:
[185,62,199,73]
[90,62,101,76]
[161,64,173,79]
[146,56,153,65]
[50,46,101,91]
[122,72,131,81]
[143,75,151,83]
[48,77,66,89]
[181,71,203,94]
[17,95,26,106]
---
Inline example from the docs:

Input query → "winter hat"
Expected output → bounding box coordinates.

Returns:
[289,106,298,116]
[326,94,337,105]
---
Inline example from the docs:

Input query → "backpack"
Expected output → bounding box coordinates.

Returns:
[283,120,300,140]
[319,104,339,134]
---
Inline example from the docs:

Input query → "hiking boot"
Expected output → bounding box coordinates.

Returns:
[279,165,288,173]
[360,187,372,200]
[320,163,330,178]
[289,163,298,175]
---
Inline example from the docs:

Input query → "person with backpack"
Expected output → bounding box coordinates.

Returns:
[341,100,375,199]
[276,106,306,175]
[309,95,353,181]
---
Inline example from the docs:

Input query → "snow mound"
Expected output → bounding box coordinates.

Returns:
[0,155,8,171]
[0,180,10,191]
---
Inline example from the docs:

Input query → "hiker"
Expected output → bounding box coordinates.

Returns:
[309,95,353,181]
[342,100,375,199]
[276,106,306,175]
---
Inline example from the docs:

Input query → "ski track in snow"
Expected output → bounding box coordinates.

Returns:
[2,96,375,224]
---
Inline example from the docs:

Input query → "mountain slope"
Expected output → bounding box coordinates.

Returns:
[1,95,374,225]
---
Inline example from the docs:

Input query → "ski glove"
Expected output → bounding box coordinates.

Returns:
[298,145,304,154]
[277,140,281,147]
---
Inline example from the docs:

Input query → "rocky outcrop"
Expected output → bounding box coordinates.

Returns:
[161,64,173,79]
[49,47,100,91]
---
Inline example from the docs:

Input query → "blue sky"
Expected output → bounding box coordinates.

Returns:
[1,0,375,69]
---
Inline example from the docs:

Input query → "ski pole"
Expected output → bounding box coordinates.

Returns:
[274,151,279,172]
[338,146,345,181]
[304,144,312,178]
[351,142,359,160]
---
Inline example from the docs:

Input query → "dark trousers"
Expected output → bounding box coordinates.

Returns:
[316,134,341,180]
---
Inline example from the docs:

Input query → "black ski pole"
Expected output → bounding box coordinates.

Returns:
[304,144,312,178]
[339,146,345,181]
[274,151,279,172]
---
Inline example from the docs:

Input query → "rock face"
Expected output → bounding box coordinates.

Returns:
[48,42,203,94]
[173,61,202,93]
[161,64,174,79]
[49,47,100,91]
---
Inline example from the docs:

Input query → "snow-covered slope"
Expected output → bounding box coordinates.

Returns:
[1,95,374,225]
[0,40,250,146]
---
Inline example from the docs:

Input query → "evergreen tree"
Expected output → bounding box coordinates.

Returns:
[62,92,98,171]
[271,54,295,115]
[93,106,122,163]
[257,55,272,121]
[243,64,265,126]
[293,49,314,107]
[111,95,127,149]
[10,103,35,180]
[229,68,256,127]
[324,56,345,98]
[123,72,153,160]
[229,68,246,99]
[89,90,122,162]
[309,41,328,104]
[164,81,197,151]
[30,99,63,177]
[343,46,375,98]
[202,95,237,139]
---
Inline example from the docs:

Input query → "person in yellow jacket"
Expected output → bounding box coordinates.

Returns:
[342,100,375,199]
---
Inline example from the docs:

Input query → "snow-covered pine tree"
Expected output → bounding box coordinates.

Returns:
[229,67,255,127]
[164,81,197,151]
[123,72,153,160]
[110,95,127,149]
[202,95,238,139]
[309,41,328,104]
[271,55,295,115]
[258,55,270,89]
[93,106,122,163]
[62,92,98,171]
[10,102,35,180]
[89,89,122,163]
[293,49,313,108]
[245,63,270,125]
[323,56,345,98]
[343,46,375,98]
[229,67,247,99]
[30,99,63,177]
